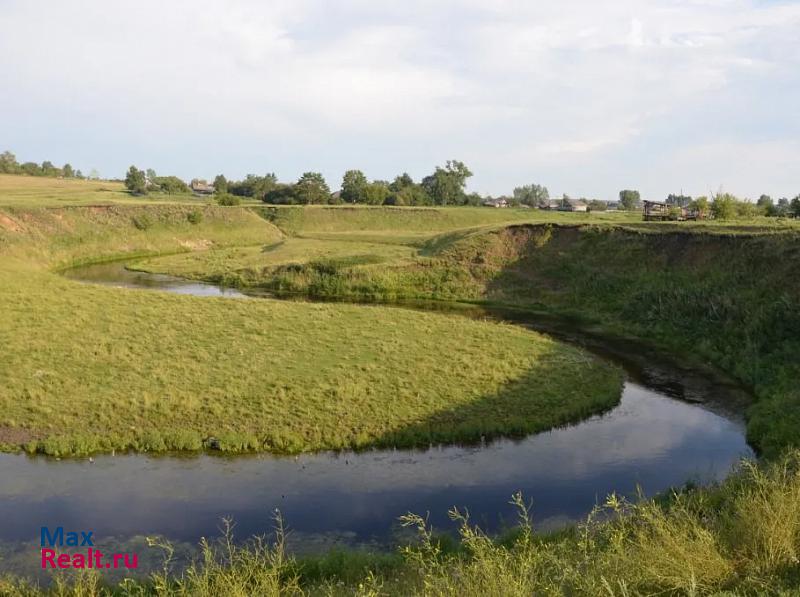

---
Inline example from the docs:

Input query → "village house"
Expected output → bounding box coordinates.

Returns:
[190,180,215,195]
[482,197,508,208]
[558,199,589,212]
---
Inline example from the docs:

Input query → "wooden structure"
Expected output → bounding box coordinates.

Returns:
[643,200,702,222]
[190,180,215,195]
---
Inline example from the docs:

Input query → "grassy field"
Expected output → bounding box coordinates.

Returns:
[141,214,800,458]
[0,175,132,206]
[0,199,623,456]
[132,238,420,282]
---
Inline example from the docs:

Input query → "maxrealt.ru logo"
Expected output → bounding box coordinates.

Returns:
[40,527,138,569]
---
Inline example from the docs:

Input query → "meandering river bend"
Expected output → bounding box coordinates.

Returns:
[0,261,753,579]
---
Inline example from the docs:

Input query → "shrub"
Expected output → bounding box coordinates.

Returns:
[187,209,203,225]
[216,193,241,206]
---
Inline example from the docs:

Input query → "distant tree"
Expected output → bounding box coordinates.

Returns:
[775,197,790,217]
[513,183,549,207]
[387,184,430,206]
[146,168,157,183]
[690,196,710,217]
[62,163,75,178]
[735,200,759,218]
[213,174,228,194]
[389,173,414,192]
[21,162,42,176]
[89,169,100,180]
[0,151,19,173]
[229,173,278,199]
[587,199,607,211]
[124,165,147,195]
[618,189,641,211]
[263,184,297,205]
[422,160,473,205]
[666,193,692,207]
[464,192,485,206]
[362,181,390,205]
[153,175,189,194]
[711,192,737,220]
[757,194,773,215]
[341,169,368,203]
[791,196,800,218]
[41,161,59,176]
[75,169,84,179]
[294,172,330,204]
[252,174,278,199]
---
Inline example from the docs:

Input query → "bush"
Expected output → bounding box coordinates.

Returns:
[216,193,241,206]
[187,209,203,225]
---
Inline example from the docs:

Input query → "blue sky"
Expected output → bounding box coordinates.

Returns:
[1,0,798,199]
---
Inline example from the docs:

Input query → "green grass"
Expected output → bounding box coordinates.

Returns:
[257,204,640,236]
[132,238,419,283]
[0,262,621,456]
[141,219,800,458]
[0,204,622,455]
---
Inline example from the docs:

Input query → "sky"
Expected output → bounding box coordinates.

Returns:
[1,0,798,200]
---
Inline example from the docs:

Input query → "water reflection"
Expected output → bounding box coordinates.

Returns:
[0,261,755,578]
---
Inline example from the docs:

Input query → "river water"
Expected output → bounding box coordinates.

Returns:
[0,261,754,579]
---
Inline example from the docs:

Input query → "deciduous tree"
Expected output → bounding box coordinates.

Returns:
[618,189,641,211]
[341,170,368,203]
[422,160,473,205]
[124,166,147,195]
[513,183,549,207]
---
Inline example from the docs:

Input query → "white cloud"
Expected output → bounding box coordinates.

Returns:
[0,0,798,196]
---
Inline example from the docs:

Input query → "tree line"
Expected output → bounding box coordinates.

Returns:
[0,150,96,180]
[123,160,480,206]
[217,160,477,206]
[7,148,798,218]
[617,189,800,219]
[120,165,800,218]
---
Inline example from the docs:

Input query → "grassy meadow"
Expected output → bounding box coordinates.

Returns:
[0,260,623,455]
[140,213,800,458]
[0,187,623,456]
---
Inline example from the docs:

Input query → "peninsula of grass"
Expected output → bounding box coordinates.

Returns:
[140,214,800,458]
[0,202,623,456]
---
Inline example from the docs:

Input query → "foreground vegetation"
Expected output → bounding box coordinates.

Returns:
[3,450,799,596]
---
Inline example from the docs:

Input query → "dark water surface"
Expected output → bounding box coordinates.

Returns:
[0,261,754,577]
